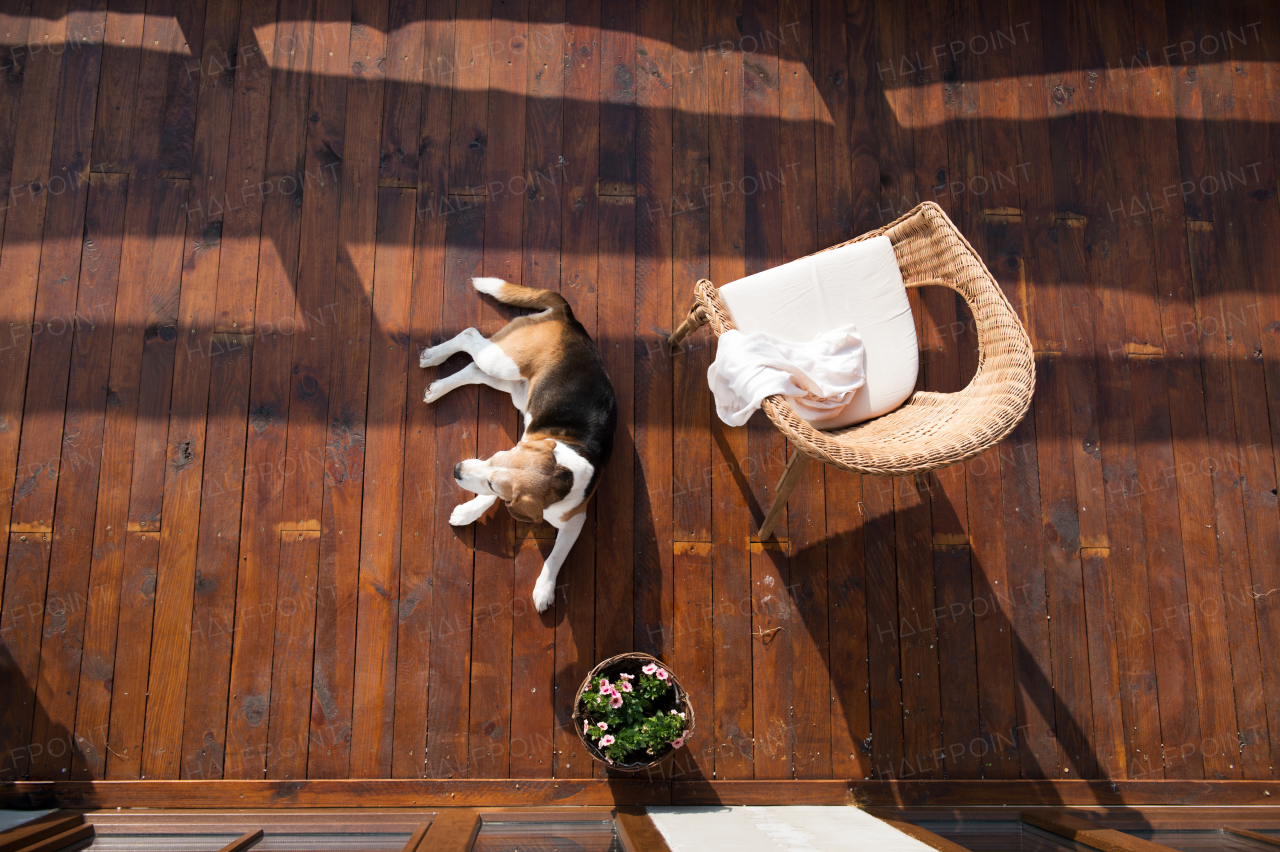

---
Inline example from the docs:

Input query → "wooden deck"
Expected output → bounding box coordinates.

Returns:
[1,0,1278,789]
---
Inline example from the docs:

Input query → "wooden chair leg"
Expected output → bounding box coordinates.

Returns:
[668,306,708,350]
[757,450,811,540]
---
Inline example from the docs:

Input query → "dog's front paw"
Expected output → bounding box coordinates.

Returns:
[449,501,486,526]
[531,577,557,613]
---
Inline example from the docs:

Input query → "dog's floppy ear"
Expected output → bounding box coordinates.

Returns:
[489,470,544,524]
[506,493,544,524]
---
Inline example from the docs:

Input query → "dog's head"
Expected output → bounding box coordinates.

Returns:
[454,437,575,523]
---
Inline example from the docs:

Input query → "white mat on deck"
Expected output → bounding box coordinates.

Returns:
[646,806,937,852]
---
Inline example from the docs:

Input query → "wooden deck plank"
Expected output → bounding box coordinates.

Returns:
[423,197,485,779]
[261,0,350,781]
[997,412,1057,779]
[88,0,144,174]
[350,186,416,778]
[933,544,981,778]
[305,0,387,779]
[377,0,427,188]
[138,0,242,780]
[550,0,601,782]
[177,13,281,778]
[868,0,915,784]
[1185,224,1259,780]
[890,0,945,770]
[911,0,966,549]
[1083,0,1164,780]
[265,530,321,779]
[593,0,636,667]
[1195,2,1275,776]
[862,473,902,779]
[819,0,869,783]
[668,0,711,545]
[1160,254,1238,779]
[1007,0,1063,354]
[972,220,1026,780]
[669,543,714,780]
[25,173,128,781]
[1038,0,1108,781]
[468,0,523,780]
[741,0,791,784]
[1161,0,1210,224]
[0,532,52,780]
[0,1,34,184]
[1129,351,1203,780]
[1080,547,1127,779]
[274,0,350,619]
[104,529,160,779]
[178,331,253,780]
[74,173,186,782]
[247,1,350,767]
[776,0,829,782]
[888,0,946,753]
[222,0,317,779]
[69,169,168,781]
[1032,349,1095,779]
[8,0,105,536]
[632,0,674,667]
[706,0,752,782]
[10,1,109,781]
[209,0,281,332]
[1236,0,1280,773]
[108,176,189,782]
[155,0,208,179]
[392,0,455,780]
[0,4,70,617]
[503,0,562,781]
[1127,0,1208,781]
[965,4,1030,767]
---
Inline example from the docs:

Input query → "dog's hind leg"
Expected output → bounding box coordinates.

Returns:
[424,363,520,403]
[419,327,489,367]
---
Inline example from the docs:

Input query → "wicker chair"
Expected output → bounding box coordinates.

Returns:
[668,201,1035,539]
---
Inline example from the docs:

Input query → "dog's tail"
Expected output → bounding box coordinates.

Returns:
[472,277,569,311]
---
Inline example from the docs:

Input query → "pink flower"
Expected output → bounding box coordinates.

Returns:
[619,681,633,693]
[599,735,615,747]
[620,672,634,680]
[583,720,590,734]
[656,668,669,681]
[597,722,608,730]
[598,679,612,694]
[609,692,623,709]
[672,736,686,749]
[642,663,658,675]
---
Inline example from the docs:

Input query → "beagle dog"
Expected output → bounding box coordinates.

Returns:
[420,277,617,612]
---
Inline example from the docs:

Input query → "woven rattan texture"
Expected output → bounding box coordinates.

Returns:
[678,201,1035,477]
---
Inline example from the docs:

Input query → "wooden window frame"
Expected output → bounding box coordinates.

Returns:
[1,808,670,852]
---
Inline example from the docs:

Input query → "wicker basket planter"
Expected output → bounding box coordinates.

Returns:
[572,652,695,771]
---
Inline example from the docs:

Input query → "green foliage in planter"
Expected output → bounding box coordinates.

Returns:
[579,666,689,764]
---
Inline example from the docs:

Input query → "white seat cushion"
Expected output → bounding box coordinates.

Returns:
[717,235,918,430]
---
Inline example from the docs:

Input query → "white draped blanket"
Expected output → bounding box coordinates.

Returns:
[713,234,918,430]
[707,325,867,428]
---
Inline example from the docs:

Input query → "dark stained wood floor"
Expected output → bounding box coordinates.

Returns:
[1,0,1279,785]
